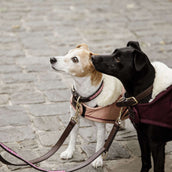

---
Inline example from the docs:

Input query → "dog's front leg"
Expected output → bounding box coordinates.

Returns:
[60,106,79,160]
[148,125,166,172]
[92,122,105,168]
[150,141,165,172]
[136,124,152,172]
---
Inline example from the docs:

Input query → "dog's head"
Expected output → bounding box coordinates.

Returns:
[50,43,95,77]
[91,41,151,81]
[50,44,102,85]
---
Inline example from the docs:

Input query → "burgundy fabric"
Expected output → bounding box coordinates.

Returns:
[130,85,172,129]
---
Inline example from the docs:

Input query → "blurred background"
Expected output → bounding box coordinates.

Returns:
[0,0,172,171]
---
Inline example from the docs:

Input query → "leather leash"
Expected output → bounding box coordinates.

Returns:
[0,97,125,172]
[0,118,76,166]
[0,83,105,167]
[0,121,120,172]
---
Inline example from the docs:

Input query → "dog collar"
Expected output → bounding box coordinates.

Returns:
[116,84,153,107]
[71,80,104,103]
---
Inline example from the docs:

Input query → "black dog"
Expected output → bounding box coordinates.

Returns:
[91,41,172,172]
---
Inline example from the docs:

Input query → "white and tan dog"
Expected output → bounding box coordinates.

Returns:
[50,44,123,168]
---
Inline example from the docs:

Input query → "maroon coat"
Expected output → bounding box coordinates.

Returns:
[131,85,172,129]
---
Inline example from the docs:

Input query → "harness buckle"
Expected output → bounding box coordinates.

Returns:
[71,96,81,123]
[130,97,138,106]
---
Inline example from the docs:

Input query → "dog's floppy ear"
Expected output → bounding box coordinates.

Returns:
[76,43,89,50]
[127,41,141,51]
[133,50,147,71]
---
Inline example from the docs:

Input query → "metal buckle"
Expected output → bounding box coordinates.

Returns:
[71,96,80,123]
[102,151,108,160]
[130,97,138,106]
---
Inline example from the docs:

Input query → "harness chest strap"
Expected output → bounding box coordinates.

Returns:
[71,95,128,123]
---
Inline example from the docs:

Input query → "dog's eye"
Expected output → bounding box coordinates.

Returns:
[71,56,79,63]
[114,56,120,63]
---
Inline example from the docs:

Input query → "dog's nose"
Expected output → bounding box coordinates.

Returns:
[91,55,103,64]
[91,55,96,63]
[50,57,57,64]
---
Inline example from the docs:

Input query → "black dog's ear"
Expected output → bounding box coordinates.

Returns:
[127,41,141,51]
[133,50,147,71]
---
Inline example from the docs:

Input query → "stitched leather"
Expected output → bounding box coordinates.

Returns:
[0,120,120,172]
[116,85,153,107]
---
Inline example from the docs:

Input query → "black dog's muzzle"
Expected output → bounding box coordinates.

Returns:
[91,55,113,64]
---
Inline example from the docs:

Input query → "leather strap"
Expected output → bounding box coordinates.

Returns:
[135,85,153,102]
[116,85,153,107]
[71,80,104,103]
[0,121,120,172]
[0,95,127,171]
[0,119,76,166]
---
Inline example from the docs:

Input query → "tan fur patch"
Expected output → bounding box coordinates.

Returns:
[69,49,102,86]
[76,43,89,50]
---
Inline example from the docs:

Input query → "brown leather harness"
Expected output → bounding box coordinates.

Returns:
[117,85,172,129]
[0,82,128,172]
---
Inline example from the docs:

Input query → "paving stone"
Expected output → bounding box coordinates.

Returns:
[0,49,25,57]
[38,130,68,147]
[37,71,61,81]
[105,158,142,172]
[11,91,45,105]
[0,126,35,142]
[44,89,71,102]
[79,126,96,143]
[33,116,63,131]
[0,94,9,104]
[81,141,130,161]
[27,103,70,117]
[2,73,36,84]
[0,106,30,127]
[0,82,35,94]
[0,65,22,73]
[124,140,141,157]
[35,80,68,91]
[0,165,9,172]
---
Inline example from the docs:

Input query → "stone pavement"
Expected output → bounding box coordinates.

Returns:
[0,0,172,171]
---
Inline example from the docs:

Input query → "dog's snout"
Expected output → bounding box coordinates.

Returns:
[91,55,103,64]
[91,55,96,63]
[50,57,57,64]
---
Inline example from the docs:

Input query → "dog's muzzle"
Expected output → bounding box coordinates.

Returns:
[91,55,103,64]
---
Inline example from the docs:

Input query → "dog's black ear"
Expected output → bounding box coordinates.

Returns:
[133,50,147,71]
[127,41,141,51]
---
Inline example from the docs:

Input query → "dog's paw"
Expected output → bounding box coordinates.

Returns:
[60,149,73,160]
[91,156,103,168]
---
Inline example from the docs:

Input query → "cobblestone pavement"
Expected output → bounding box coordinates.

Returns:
[0,0,172,171]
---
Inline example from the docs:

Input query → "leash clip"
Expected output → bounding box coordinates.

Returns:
[71,96,81,123]
[102,151,108,160]
[116,107,123,126]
